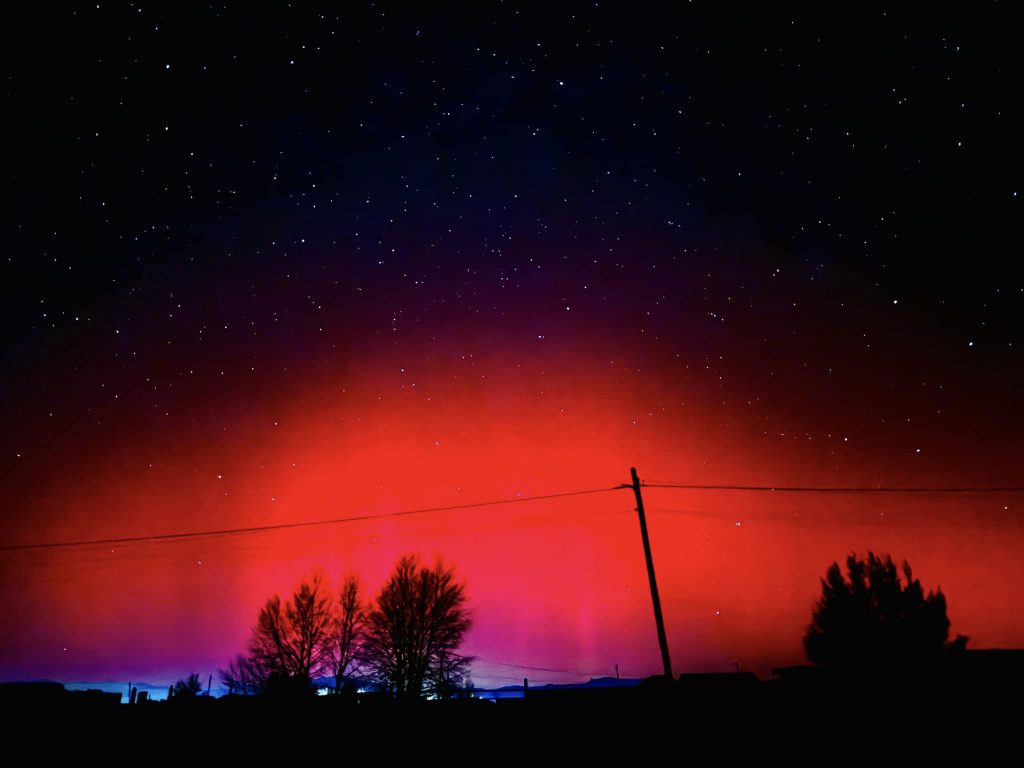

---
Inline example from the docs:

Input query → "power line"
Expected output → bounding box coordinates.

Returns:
[641,483,1024,494]
[0,485,626,553]
[474,657,611,677]
[7,478,1020,554]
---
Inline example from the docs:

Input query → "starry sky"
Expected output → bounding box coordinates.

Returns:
[2,3,1022,688]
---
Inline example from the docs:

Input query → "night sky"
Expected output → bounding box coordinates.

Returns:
[2,3,1022,689]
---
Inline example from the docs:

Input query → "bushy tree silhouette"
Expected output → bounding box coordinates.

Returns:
[173,672,203,698]
[361,555,472,699]
[804,552,950,673]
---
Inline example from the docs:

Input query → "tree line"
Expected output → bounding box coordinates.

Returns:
[205,549,951,700]
[220,554,472,700]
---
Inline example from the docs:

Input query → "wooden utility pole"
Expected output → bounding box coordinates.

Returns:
[630,466,673,680]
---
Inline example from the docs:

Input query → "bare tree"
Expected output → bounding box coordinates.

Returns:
[332,574,366,692]
[428,647,473,700]
[288,574,335,678]
[220,653,265,696]
[361,555,473,699]
[249,571,335,689]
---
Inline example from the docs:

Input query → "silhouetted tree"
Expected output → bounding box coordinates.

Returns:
[428,647,473,700]
[220,654,264,696]
[248,571,334,692]
[331,574,366,692]
[361,555,473,699]
[173,672,203,698]
[804,552,950,674]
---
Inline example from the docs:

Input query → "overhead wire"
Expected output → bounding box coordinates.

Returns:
[0,485,626,553]
[5,479,1020,553]
[641,482,1024,494]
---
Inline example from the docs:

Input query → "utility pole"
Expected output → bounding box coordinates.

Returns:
[630,466,673,680]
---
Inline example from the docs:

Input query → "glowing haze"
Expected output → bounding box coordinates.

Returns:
[4,330,1022,686]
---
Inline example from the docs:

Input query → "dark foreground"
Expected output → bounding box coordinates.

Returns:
[4,668,1021,757]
